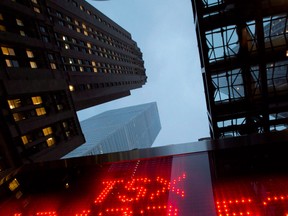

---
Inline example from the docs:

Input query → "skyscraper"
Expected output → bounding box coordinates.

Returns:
[191,0,288,139]
[0,0,146,171]
[63,102,161,158]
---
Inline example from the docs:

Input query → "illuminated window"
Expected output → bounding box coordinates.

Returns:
[46,137,55,147]
[65,131,71,137]
[31,0,38,3]
[50,63,57,69]
[0,13,3,20]
[93,68,98,73]
[0,25,6,31]
[76,27,80,33]
[33,7,40,13]
[5,59,19,67]
[31,96,42,105]
[16,19,24,26]
[84,31,88,36]
[79,66,84,72]
[62,121,68,128]
[62,36,67,41]
[9,179,20,191]
[80,5,84,11]
[26,50,34,58]
[286,50,288,57]
[69,85,74,91]
[87,43,91,48]
[13,113,25,121]
[36,107,46,116]
[82,23,86,29]
[74,20,79,26]
[19,30,25,36]
[64,44,70,49]
[7,99,21,109]
[42,127,52,136]
[57,104,63,111]
[21,136,28,145]
[1,47,15,56]
[30,61,37,68]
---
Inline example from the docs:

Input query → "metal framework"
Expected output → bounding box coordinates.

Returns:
[191,0,288,139]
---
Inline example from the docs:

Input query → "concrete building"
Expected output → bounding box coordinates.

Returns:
[63,102,161,158]
[0,0,146,172]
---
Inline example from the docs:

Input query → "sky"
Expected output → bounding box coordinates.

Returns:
[77,0,210,147]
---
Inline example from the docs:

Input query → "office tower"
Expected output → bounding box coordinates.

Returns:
[63,102,161,158]
[191,0,288,139]
[0,0,146,171]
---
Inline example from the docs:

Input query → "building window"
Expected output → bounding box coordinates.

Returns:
[62,121,68,128]
[56,104,63,111]
[46,137,55,147]
[39,26,46,33]
[7,99,21,109]
[42,36,49,42]
[26,50,34,58]
[42,127,52,136]
[16,19,24,26]
[64,44,70,49]
[5,59,19,67]
[65,131,71,138]
[0,25,5,31]
[1,47,15,56]
[13,112,26,121]
[19,30,25,36]
[48,54,54,60]
[30,61,37,68]
[0,13,3,20]
[33,7,40,13]
[69,85,74,91]
[31,0,38,3]
[21,136,29,145]
[50,63,57,69]
[36,107,46,116]
[31,96,42,105]
[9,179,20,192]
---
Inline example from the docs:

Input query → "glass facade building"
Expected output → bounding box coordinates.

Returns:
[63,102,161,158]
[191,0,288,139]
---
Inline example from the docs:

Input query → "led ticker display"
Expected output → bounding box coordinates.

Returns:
[1,152,288,215]
[0,153,216,216]
[214,176,288,216]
